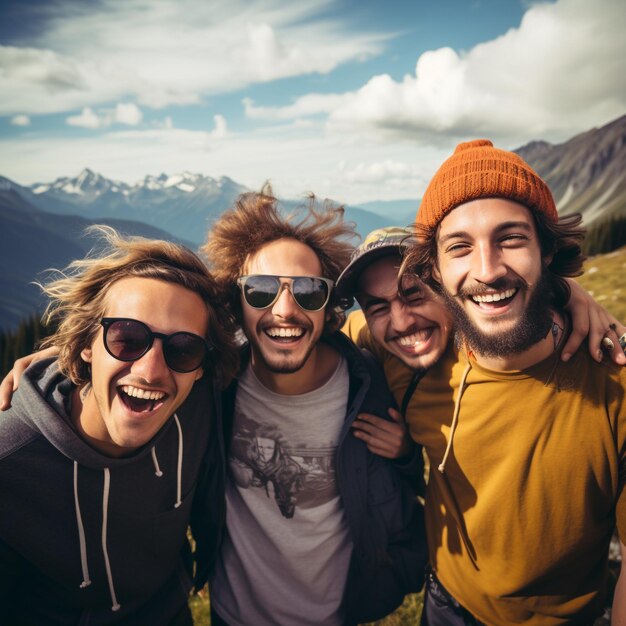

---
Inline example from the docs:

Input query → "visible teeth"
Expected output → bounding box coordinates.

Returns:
[121,385,165,401]
[266,327,304,338]
[472,288,516,303]
[398,330,430,346]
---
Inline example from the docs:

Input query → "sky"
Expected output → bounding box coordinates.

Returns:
[0,0,624,205]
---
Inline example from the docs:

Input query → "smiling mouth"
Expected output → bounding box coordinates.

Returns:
[264,327,305,343]
[118,385,167,413]
[396,327,434,348]
[470,288,517,308]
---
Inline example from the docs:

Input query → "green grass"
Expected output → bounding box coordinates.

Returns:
[189,586,210,624]
[576,245,626,321]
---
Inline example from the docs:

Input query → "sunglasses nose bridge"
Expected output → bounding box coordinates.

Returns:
[129,334,171,377]
[271,280,299,312]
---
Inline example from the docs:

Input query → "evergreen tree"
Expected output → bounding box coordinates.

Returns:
[584,214,626,256]
[0,314,54,379]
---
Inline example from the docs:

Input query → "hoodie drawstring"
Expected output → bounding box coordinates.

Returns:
[74,464,120,611]
[151,414,183,507]
[173,413,183,508]
[101,468,121,611]
[438,359,472,474]
[73,461,92,589]
[151,446,164,477]
[73,413,184,610]
[435,357,478,569]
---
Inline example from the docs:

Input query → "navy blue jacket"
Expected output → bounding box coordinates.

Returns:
[194,332,427,624]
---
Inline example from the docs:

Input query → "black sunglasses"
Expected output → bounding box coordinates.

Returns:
[237,275,334,312]
[100,318,210,373]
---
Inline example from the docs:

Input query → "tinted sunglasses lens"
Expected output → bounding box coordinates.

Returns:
[105,320,150,360]
[164,333,207,372]
[243,276,280,308]
[292,277,329,311]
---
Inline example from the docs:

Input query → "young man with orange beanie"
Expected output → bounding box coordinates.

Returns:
[401,140,626,625]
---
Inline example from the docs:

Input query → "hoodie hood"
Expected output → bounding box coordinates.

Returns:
[2,357,194,619]
[9,356,177,470]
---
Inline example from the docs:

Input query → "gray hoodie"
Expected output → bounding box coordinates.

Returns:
[0,358,214,625]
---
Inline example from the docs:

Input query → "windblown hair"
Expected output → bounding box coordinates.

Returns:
[39,225,239,386]
[401,211,586,309]
[202,184,356,335]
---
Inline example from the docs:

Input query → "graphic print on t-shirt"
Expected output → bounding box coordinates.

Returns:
[229,412,338,519]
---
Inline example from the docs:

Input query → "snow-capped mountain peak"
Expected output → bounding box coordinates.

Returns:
[24,168,250,244]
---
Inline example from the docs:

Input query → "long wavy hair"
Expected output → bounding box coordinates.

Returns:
[39,225,239,386]
[401,209,586,308]
[202,184,357,336]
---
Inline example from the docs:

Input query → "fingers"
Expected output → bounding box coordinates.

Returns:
[562,279,591,361]
[561,286,626,365]
[561,319,589,363]
[0,348,56,410]
[0,369,17,410]
[387,407,405,423]
[356,441,398,459]
[352,411,411,459]
[600,321,626,366]
[352,429,408,459]
[354,412,406,437]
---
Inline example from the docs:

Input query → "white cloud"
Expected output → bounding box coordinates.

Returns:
[66,103,144,128]
[114,103,143,126]
[0,120,446,204]
[11,115,31,127]
[66,107,102,129]
[243,93,351,121]
[0,0,388,116]
[338,160,426,186]
[325,0,626,144]
[210,114,228,139]
[152,116,174,130]
[2,0,623,205]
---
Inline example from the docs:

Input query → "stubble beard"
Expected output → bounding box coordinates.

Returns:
[440,273,555,359]
[254,341,318,374]
[251,318,321,375]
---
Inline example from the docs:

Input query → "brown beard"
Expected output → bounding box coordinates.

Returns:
[440,273,554,359]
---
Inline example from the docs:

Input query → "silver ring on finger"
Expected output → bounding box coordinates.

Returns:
[602,336,615,351]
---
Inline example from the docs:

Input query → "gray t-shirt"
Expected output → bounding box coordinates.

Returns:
[211,357,353,626]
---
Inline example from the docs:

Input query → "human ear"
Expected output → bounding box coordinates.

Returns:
[81,348,93,363]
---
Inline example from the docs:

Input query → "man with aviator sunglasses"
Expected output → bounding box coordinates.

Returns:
[0,226,238,625]
[202,186,426,626]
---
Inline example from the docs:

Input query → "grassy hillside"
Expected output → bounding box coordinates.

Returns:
[576,245,626,321]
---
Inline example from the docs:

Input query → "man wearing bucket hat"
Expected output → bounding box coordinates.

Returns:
[393,140,626,625]
[338,225,623,466]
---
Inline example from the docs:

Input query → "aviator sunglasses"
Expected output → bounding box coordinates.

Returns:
[100,318,210,373]
[237,275,334,312]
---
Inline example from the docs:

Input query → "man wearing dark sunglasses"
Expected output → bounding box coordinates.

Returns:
[202,186,426,626]
[0,226,238,625]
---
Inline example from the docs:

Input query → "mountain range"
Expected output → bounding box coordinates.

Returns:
[516,114,626,225]
[1,113,624,331]
[11,170,392,247]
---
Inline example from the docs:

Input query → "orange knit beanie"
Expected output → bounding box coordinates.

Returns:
[416,139,557,228]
